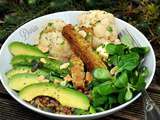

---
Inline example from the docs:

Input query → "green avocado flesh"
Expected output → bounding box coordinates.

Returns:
[6,66,48,78]
[9,73,48,91]
[9,42,45,57]
[19,83,90,110]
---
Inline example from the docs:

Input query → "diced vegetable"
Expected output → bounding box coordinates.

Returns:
[106,26,113,33]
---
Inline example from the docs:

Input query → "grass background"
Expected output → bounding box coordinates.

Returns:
[0,0,160,46]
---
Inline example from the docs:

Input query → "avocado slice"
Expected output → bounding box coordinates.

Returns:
[9,73,48,91]
[6,66,48,79]
[9,42,46,57]
[11,55,39,66]
[11,55,69,77]
[19,83,90,110]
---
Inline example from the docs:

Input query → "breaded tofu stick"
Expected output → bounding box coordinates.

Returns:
[70,54,85,89]
[62,24,106,71]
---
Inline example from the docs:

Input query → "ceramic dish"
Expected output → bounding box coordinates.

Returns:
[0,11,156,119]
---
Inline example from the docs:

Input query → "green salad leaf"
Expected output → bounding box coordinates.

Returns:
[118,89,126,104]
[92,68,112,82]
[114,71,128,88]
[92,94,108,107]
[105,43,127,55]
[93,81,115,96]
[125,87,133,101]
[131,47,150,57]
[95,107,105,112]
[74,109,88,115]
[118,52,140,72]
[108,95,117,109]
[90,43,150,112]
[108,55,119,66]
[134,66,148,91]
[74,106,96,115]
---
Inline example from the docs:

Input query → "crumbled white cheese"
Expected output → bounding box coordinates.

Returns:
[78,30,87,38]
[37,75,49,82]
[60,62,70,69]
[40,58,47,64]
[110,66,118,75]
[96,45,109,59]
[60,81,67,86]
[38,45,49,53]
[114,38,121,44]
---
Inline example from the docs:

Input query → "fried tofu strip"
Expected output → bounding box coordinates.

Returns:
[70,54,85,89]
[62,24,106,71]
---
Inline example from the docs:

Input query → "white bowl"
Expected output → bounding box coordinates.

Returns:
[0,11,156,119]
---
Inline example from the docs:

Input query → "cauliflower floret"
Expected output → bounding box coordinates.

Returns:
[38,19,72,62]
[60,62,70,70]
[78,10,119,48]
[93,23,106,38]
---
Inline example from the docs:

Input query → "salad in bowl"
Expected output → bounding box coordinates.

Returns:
[0,10,155,119]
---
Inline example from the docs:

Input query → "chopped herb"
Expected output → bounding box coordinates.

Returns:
[60,40,65,45]
[96,20,101,24]
[85,32,93,43]
[39,30,44,39]
[106,26,113,32]
[48,22,53,26]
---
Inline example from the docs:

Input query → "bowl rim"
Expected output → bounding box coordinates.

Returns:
[0,11,156,119]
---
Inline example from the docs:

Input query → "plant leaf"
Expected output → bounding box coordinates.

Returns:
[114,71,128,88]
[118,52,140,71]
[131,47,150,57]
[105,43,127,55]
[108,55,119,66]
[125,88,133,101]
[93,81,114,96]
[118,89,126,104]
